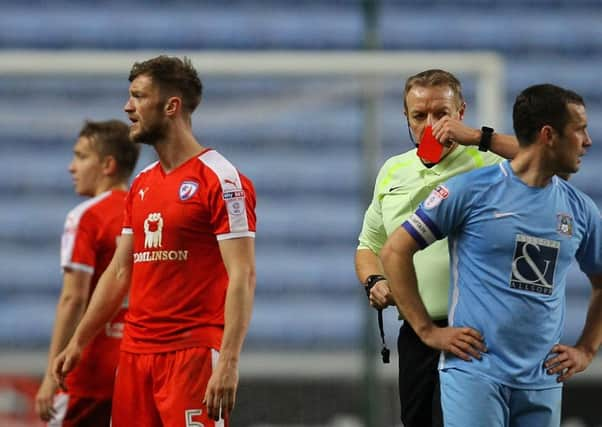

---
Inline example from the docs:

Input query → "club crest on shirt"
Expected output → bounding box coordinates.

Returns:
[510,234,559,295]
[179,181,199,201]
[424,185,449,210]
[556,213,573,237]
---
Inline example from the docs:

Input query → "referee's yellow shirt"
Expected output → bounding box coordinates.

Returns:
[358,145,501,320]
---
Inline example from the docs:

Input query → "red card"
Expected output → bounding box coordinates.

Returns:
[417,125,443,163]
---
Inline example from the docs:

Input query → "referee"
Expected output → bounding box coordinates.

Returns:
[354,69,517,427]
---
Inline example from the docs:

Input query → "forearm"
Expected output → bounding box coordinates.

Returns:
[575,286,602,357]
[489,133,519,160]
[462,129,518,160]
[381,245,433,337]
[355,248,383,283]
[219,268,256,363]
[71,268,129,348]
[46,296,87,373]
[456,128,518,159]
[433,118,518,160]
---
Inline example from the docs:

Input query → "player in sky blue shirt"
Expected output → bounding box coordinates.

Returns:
[380,84,602,427]
[405,160,602,389]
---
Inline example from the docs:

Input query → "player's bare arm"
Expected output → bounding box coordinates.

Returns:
[53,234,133,388]
[355,248,394,309]
[35,269,92,421]
[432,116,519,159]
[204,236,256,421]
[381,226,486,361]
[545,273,602,382]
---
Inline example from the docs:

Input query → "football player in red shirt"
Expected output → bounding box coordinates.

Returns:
[35,120,139,426]
[53,56,257,427]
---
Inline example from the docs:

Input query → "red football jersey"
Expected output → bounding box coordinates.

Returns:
[121,149,256,353]
[60,190,127,398]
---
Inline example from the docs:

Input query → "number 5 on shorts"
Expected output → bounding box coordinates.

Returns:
[185,409,204,427]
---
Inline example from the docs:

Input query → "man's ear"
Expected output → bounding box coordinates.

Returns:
[165,96,182,116]
[540,125,557,147]
[457,102,466,120]
[102,155,118,176]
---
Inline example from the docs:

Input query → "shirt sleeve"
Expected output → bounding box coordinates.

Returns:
[357,192,387,254]
[211,173,257,240]
[575,197,602,275]
[60,210,96,274]
[401,175,471,249]
[481,150,504,167]
[358,159,394,253]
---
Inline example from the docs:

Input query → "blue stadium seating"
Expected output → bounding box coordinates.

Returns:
[0,3,601,54]
[1,0,601,350]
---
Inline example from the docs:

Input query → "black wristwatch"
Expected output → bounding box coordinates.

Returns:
[478,126,494,152]
[364,274,386,297]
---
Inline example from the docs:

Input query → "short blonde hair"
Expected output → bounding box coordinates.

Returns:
[403,69,464,112]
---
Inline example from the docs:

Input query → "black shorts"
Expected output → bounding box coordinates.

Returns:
[397,318,447,427]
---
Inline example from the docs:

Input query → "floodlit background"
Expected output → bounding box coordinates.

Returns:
[0,1,601,426]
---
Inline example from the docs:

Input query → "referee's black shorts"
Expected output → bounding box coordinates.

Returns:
[398,318,447,427]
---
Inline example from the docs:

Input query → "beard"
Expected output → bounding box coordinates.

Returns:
[130,119,168,146]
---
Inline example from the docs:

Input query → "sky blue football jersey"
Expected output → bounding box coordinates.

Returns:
[402,160,602,389]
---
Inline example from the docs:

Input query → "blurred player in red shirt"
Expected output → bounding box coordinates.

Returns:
[53,56,257,427]
[35,120,140,426]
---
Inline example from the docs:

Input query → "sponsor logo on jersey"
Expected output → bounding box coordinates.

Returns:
[133,249,189,263]
[179,181,199,201]
[223,190,245,200]
[224,178,238,187]
[136,212,189,263]
[143,212,163,249]
[222,189,245,216]
[510,234,559,295]
[556,213,573,237]
[424,185,449,210]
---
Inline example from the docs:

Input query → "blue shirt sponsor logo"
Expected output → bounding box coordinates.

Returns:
[510,234,559,296]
